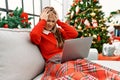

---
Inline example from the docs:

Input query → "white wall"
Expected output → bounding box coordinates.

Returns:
[99,0,120,17]
[63,0,120,18]
[1,0,120,27]
[62,0,72,21]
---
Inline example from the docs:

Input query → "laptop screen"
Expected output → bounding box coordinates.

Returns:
[61,37,93,63]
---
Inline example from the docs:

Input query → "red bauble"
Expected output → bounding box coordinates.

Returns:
[74,0,81,3]
[93,0,97,2]
[3,24,9,28]
[97,35,101,41]
[20,12,28,23]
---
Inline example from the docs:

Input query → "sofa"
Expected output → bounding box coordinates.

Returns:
[0,28,120,80]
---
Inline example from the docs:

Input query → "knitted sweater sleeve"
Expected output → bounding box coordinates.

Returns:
[30,19,46,45]
[57,20,78,39]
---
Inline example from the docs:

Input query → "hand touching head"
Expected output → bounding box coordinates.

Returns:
[40,6,64,48]
[40,6,58,22]
[40,8,50,20]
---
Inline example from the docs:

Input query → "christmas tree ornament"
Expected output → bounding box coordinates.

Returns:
[92,18,98,27]
[94,9,98,11]
[75,5,80,15]
[90,12,96,17]
[93,34,97,39]
[97,35,101,41]
[70,11,74,19]
[84,19,90,27]
[93,0,97,2]
[3,24,8,28]
[78,25,82,30]
[72,2,76,7]
[84,33,87,36]
[74,0,80,4]
[101,27,105,30]
[17,25,21,29]
[20,12,28,23]
[89,33,91,36]
[80,1,83,4]
[65,0,110,53]
[75,19,78,23]
[92,41,96,44]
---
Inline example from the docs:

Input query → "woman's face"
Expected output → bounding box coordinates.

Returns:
[45,13,56,31]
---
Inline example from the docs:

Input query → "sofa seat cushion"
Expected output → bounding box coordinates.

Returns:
[0,28,45,80]
[91,60,120,72]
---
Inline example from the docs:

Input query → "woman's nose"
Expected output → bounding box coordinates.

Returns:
[49,22,54,25]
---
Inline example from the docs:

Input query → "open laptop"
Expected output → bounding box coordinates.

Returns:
[61,37,93,63]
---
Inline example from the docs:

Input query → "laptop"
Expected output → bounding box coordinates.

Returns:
[61,37,93,63]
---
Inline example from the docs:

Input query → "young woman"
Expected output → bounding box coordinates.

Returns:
[30,6,120,80]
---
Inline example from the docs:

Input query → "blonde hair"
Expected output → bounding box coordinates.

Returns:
[41,6,64,48]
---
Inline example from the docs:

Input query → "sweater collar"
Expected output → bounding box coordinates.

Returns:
[43,29,51,35]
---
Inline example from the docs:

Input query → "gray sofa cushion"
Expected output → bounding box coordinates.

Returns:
[91,60,120,72]
[0,28,45,80]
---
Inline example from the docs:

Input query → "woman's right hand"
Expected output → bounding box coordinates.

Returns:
[40,9,50,21]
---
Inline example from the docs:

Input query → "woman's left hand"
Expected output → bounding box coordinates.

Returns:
[55,12,59,22]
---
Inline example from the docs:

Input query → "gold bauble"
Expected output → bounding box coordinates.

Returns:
[92,41,96,44]
[90,12,96,17]
[93,34,97,39]
[78,26,82,30]
[101,27,104,30]
[94,9,98,11]
[89,34,91,36]
[75,19,78,23]
[84,34,87,36]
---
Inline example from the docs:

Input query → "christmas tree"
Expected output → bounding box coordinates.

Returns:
[0,7,32,29]
[65,0,110,53]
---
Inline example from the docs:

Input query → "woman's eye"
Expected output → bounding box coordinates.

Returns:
[47,20,55,23]
[52,21,55,23]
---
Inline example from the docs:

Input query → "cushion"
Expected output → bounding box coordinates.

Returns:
[0,28,45,80]
[91,60,120,72]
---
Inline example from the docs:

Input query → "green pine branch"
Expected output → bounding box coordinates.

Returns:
[0,7,32,29]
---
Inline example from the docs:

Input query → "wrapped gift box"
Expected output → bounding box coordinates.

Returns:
[102,43,115,56]
[113,41,120,56]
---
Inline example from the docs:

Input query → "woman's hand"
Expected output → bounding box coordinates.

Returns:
[55,12,59,22]
[40,8,59,22]
[40,9,50,21]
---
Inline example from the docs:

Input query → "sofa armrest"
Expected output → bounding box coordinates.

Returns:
[86,48,98,60]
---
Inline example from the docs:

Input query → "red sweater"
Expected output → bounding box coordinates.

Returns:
[30,19,78,61]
